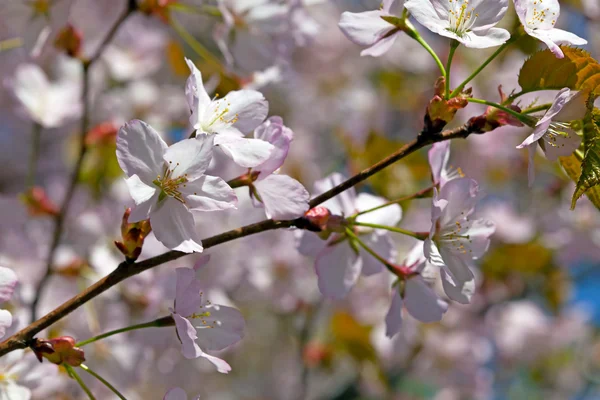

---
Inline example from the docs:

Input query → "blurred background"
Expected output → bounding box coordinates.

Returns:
[1,0,600,399]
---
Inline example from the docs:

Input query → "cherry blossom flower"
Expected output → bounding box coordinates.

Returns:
[513,0,587,58]
[385,244,448,338]
[516,88,585,185]
[404,0,510,48]
[116,119,237,253]
[11,63,81,128]
[185,58,274,168]
[296,173,401,299]
[338,0,404,57]
[164,387,200,400]
[428,141,464,187]
[0,266,17,339]
[170,266,245,373]
[424,178,495,300]
[248,117,310,220]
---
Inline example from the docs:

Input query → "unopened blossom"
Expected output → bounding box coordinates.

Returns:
[424,178,494,301]
[296,173,401,299]
[513,0,587,58]
[185,58,274,168]
[170,266,245,373]
[404,0,510,48]
[11,63,81,128]
[248,117,310,220]
[116,119,237,253]
[338,0,404,57]
[164,387,200,400]
[428,141,464,188]
[0,266,17,338]
[385,244,448,338]
[516,88,585,185]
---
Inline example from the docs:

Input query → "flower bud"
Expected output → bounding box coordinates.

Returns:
[138,0,174,22]
[467,86,525,133]
[54,24,82,58]
[85,122,118,147]
[301,207,331,232]
[424,78,470,135]
[114,208,152,262]
[31,336,85,367]
[19,187,59,217]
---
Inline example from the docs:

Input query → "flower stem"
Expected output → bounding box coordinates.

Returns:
[450,41,511,98]
[76,316,174,347]
[344,228,393,267]
[445,40,459,99]
[170,14,224,74]
[80,364,127,400]
[467,98,534,126]
[403,21,446,79]
[66,364,96,400]
[351,222,426,240]
[26,123,42,189]
[352,186,434,218]
[521,103,552,114]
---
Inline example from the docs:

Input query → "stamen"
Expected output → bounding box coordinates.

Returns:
[446,0,479,37]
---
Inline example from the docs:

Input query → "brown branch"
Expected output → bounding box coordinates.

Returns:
[0,108,484,357]
[29,1,138,321]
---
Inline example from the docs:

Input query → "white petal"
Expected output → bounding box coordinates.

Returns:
[542,130,581,161]
[404,0,448,36]
[221,89,269,133]
[404,276,447,322]
[404,243,427,271]
[517,121,552,149]
[295,231,326,256]
[338,10,395,47]
[214,135,274,168]
[441,269,474,304]
[13,64,48,125]
[428,141,451,186]
[359,233,396,276]
[198,350,232,374]
[151,198,203,253]
[526,28,564,58]
[185,58,212,127]
[254,175,310,220]
[0,266,18,303]
[544,28,587,46]
[195,303,245,351]
[181,176,238,212]
[438,247,475,287]
[313,173,357,216]
[125,175,157,205]
[355,193,402,229]
[128,191,158,223]
[462,219,496,259]
[471,0,509,32]
[385,288,403,338]
[254,117,293,178]
[437,178,480,227]
[163,136,214,180]
[164,387,188,400]
[0,382,31,400]
[174,267,203,317]
[172,312,202,359]
[116,120,167,183]
[0,310,12,338]
[360,32,398,57]
[315,242,362,299]
[459,28,510,49]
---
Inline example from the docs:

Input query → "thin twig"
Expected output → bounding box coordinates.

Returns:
[29,1,137,321]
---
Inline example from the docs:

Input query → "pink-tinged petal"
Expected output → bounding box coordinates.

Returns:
[193,255,211,271]
[314,173,357,216]
[428,141,450,186]
[222,90,269,134]
[338,10,394,47]
[541,129,582,161]
[0,309,12,338]
[116,120,168,183]
[424,238,444,268]
[295,231,327,256]
[544,28,587,46]
[385,288,403,338]
[128,192,158,223]
[164,387,188,400]
[198,350,231,374]
[360,32,398,57]
[404,0,447,35]
[539,88,576,125]
[254,117,293,178]
[181,176,237,212]
[437,178,480,226]
[462,219,496,259]
[404,276,447,322]
[438,247,475,287]
[174,267,203,317]
[151,198,203,253]
[172,312,202,359]
[0,266,18,303]
[516,121,552,149]
[214,135,274,168]
[254,175,310,220]
[164,136,214,180]
[359,233,396,276]
[470,0,509,31]
[555,91,587,123]
[441,269,474,304]
[125,174,157,205]
[315,242,362,299]
[185,58,211,125]
[355,193,402,229]
[194,304,245,351]
[526,28,564,58]
[404,243,427,272]
[460,28,510,49]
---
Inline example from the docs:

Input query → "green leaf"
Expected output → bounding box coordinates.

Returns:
[518,47,600,95]
[560,154,600,211]
[571,105,600,209]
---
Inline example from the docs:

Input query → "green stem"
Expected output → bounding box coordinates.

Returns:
[76,316,174,347]
[66,364,96,400]
[450,41,511,98]
[445,40,459,99]
[0,37,22,52]
[468,98,534,126]
[404,21,446,79]
[169,3,223,18]
[345,228,393,267]
[521,103,552,114]
[80,364,127,400]
[353,186,434,218]
[351,222,426,240]
[170,14,224,73]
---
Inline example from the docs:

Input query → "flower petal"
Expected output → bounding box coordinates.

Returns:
[117,120,167,183]
[0,266,18,303]
[314,173,357,216]
[359,233,396,276]
[181,176,237,212]
[222,89,269,133]
[295,231,326,256]
[404,276,447,322]
[541,129,582,161]
[164,387,188,400]
[254,117,293,178]
[185,58,212,127]
[172,312,202,359]
[315,242,362,299]
[471,0,509,32]
[355,193,402,229]
[174,267,203,317]
[404,0,447,35]
[428,141,450,186]
[385,287,403,338]
[151,198,203,253]
[195,303,245,351]
[460,28,510,49]
[441,269,474,304]
[125,174,157,205]
[214,135,274,168]
[360,32,398,57]
[254,175,310,220]
[0,309,12,338]
[338,10,394,47]
[163,135,214,180]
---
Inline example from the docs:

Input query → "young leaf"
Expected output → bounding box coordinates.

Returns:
[571,105,600,209]
[518,47,600,95]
